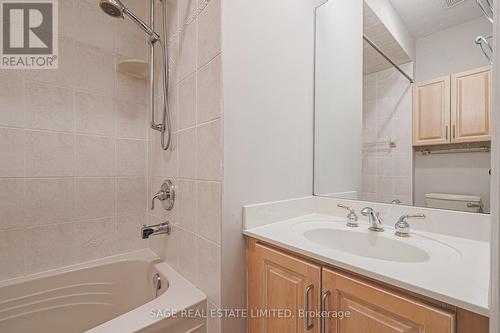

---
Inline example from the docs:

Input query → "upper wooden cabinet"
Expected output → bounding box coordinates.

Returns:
[451,66,491,143]
[322,268,455,333]
[248,239,321,333]
[412,66,491,146]
[413,76,451,146]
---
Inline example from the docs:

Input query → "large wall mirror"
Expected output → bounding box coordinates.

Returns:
[314,0,493,214]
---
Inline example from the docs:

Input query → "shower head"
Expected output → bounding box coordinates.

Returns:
[99,0,160,42]
[99,0,125,18]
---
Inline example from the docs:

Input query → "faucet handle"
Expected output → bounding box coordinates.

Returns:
[151,190,167,210]
[151,192,160,210]
[338,203,355,214]
[395,213,426,237]
[399,213,426,221]
[150,180,175,211]
[337,204,358,227]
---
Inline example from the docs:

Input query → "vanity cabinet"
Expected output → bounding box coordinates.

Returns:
[412,66,491,146]
[247,238,489,333]
[248,240,321,333]
[322,268,455,333]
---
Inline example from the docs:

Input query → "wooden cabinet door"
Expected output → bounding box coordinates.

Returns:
[451,66,491,143]
[322,268,455,333]
[248,240,321,333]
[413,76,451,146]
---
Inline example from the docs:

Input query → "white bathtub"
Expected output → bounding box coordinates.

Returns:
[0,249,206,333]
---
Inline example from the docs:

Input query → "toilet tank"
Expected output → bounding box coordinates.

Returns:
[425,193,482,213]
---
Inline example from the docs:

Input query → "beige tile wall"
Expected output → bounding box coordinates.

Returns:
[362,63,413,204]
[0,0,152,281]
[148,0,222,331]
[0,1,223,330]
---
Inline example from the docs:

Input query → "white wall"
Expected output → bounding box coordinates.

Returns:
[414,152,491,212]
[414,16,492,213]
[415,16,492,82]
[364,0,415,59]
[221,0,316,331]
[314,0,363,197]
[490,5,499,331]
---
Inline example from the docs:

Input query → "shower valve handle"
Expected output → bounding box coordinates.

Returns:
[150,180,175,211]
[151,190,168,210]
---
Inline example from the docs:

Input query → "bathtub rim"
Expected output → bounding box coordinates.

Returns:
[86,259,207,333]
[0,249,161,289]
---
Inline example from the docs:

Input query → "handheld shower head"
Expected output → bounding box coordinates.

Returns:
[99,0,160,42]
[99,0,125,18]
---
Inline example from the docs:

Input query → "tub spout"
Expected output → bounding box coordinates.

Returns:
[141,222,171,239]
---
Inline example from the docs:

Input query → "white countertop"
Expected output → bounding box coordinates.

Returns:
[244,213,490,317]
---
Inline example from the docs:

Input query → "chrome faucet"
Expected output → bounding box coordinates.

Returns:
[394,214,426,237]
[141,222,171,239]
[337,204,359,227]
[360,207,384,232]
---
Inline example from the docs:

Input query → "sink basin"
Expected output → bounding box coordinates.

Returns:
[303,228,431,263]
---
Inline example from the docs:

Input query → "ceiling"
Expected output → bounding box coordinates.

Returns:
[363,3,411,75]
[388,0,485,38]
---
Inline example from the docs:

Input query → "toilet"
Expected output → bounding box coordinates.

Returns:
[425,193,482,213]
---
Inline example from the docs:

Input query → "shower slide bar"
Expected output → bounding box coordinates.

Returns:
[363,34,415,84]
[149,0,172,150]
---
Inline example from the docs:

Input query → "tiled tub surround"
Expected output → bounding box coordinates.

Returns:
[0,0,152,281]
[362,63,413,204]
[148,0,222,332]
[243,196,491,316]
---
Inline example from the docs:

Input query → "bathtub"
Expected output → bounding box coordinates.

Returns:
[0,249,207,333]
